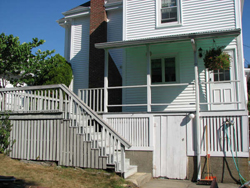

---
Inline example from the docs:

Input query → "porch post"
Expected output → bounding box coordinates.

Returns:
[191,39,201,180]
[146,45,152,112]
[104,49,109,113]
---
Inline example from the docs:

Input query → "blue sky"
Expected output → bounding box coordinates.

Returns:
[1,0,250,67]
[0,0,88,56]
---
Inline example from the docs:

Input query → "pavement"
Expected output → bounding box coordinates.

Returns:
[141,179,240,188]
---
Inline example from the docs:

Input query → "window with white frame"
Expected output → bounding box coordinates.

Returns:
[157,0,181,27]
[213,69,230,81]
[151,57,176,83]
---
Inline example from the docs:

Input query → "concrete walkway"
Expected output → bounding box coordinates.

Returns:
[141,179,239,188]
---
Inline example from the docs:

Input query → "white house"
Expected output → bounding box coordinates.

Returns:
[55,0,248,183]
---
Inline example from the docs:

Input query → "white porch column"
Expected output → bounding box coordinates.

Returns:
[191,39,201,180]
[146,45,152,112]
[104,49,109,113]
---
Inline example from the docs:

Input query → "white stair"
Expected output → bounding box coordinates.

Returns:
[75,120,138,177]
[124,165,138,179]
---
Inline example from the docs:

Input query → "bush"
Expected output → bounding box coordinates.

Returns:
[0,112,15,154]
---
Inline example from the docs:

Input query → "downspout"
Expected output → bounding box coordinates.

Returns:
[191,39,201,180]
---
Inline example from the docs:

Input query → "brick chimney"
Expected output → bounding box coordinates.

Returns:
[88,0,107,88]
[88,0,122,111]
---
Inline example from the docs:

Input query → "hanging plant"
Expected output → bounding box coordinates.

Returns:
[203,46,231,71]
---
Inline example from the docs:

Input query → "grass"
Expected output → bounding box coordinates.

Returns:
[0,154,136,188]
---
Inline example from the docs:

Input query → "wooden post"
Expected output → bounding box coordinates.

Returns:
[59,89,63,112]
[191,39,201,180]
[104,49,109,113]
[121,144,125,174]
[146,45,152,112]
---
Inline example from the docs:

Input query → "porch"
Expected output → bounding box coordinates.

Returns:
[0,84,248,179]
[78,29,245,114]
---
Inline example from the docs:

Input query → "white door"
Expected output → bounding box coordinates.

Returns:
[154,115,187,179]
[208,50,237,110]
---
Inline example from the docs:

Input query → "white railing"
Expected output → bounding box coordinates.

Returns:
[0,87,61,111]
[78,80,242,113]
[0,85,131,173]
[187,115,248,157]
[78,83,194,113]
[78,88,104,113]
[199,80,241,110]
[105,117,150,148]
[199,116,246,156]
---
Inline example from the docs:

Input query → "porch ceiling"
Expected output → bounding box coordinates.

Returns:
[95,29,241,49]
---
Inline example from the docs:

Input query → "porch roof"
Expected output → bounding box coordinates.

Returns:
[95,29,241,49]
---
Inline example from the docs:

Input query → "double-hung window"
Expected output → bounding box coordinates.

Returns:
[157,0,182,27]
[151,57,177,83]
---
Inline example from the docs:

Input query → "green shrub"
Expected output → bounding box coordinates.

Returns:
[0,112,15,154]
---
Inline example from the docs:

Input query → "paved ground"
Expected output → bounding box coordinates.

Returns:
[141,179,239,188]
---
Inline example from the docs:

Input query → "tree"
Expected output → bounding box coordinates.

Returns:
[34,54,73,87]
[0,33,72,87]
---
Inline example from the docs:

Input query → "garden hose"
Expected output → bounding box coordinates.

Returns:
[224,121,246,185]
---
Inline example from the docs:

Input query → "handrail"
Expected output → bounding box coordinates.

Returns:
[0,84,62,91]
[0,84,131,148]
[78,82,192,92]
[200,80,240,84]
[60,84,131,148]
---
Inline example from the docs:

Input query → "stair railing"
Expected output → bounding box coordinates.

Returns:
[0,84,131,173]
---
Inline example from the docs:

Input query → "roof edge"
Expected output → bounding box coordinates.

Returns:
[95,29,241,49]
[62,6,90,16]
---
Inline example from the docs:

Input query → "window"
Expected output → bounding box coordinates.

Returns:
[151,57,176,83]
[213,69,230,81]
[157,0,181,27]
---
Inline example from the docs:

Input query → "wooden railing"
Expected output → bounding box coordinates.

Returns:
[78,83,194,113]
[78,88,104,113]
[200,116,246,156]
[187,115,248,157]
[0,84,131,173]
[105,116,150,148]
[78,80,242,113]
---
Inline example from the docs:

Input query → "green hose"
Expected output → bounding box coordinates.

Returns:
[224,121,246,185]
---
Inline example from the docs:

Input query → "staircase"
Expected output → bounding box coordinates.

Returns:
[0,84,138,178]
[65,115,138,178]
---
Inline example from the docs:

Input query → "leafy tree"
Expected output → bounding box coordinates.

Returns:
[34,54,73,87]
[0,33,56,87]
[0,33,72,87]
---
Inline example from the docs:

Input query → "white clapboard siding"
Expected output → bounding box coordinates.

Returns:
[70,16,90,94]
[125,0,236,40]
[123,46,147,112]
[107,9,123,75]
